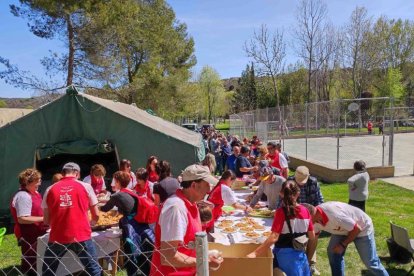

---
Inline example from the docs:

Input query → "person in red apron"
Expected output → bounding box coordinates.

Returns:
[83,164,107,195]
[111,159,137,191]
[150,164,223,276]
[146,156,160,183]
[135,168,154,201]
[266,141,289,178]
[206,170,252,232]
[10,168,47,275]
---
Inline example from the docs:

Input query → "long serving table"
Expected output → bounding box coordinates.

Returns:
[36,229,121,275]
[211,189,275,245]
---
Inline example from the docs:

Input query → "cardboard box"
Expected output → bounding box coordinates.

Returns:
[209,243,273,276]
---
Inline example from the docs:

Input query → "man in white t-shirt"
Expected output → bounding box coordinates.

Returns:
[303,202,389,276]
[150,164,223,276]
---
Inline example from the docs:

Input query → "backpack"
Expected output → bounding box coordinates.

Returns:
[121,189,159,224]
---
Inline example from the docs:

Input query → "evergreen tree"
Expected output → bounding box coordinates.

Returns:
[233,63,258,112]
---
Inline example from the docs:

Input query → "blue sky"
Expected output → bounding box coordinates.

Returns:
[1,0,414,98]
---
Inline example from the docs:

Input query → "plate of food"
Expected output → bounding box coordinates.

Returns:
[239,226,255,233]
[234,222,249,228]
[216,220,234,229]
[221,227,237,234]
[240,217,256,223]
[248,209,274,218]
[251,224,266,231]
[90,210,123,231]
[244,232,260,239]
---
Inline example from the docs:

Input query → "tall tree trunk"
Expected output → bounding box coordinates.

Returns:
[308,59,312,103]
[66,14,74,86]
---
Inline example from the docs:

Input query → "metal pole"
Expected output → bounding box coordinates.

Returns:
[344,112,347,136]
[388,98,395,166]
[337,100,341,169]
[196,232,209,276]
[382,108,386,167]
[305,102,308,160]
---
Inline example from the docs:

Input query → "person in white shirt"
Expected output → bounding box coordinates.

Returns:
[206,170,253,232]
[110,159,137,191]
[303,202,389,276]
[348,160,370,212]
[150,164,223,276]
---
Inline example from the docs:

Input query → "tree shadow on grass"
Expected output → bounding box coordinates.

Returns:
[0,265,23,276]
[362,267,409,276]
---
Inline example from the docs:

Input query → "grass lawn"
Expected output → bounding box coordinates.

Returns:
[316,180,414,275]
[1,180,413,275]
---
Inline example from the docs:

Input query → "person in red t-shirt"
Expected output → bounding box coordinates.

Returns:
[10,168,47,275]
[247,180,316,275]
[367,120,373,135]
[41,162,102,276]
[146,156,160,183]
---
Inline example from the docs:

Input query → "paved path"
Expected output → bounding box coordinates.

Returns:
[282,133,414,176]
[380,176,414,191]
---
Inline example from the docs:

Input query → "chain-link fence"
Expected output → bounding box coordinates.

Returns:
[0,231,210,276]
[230,97,414,172]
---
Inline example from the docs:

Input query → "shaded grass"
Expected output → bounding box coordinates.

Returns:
[316,180,414,275]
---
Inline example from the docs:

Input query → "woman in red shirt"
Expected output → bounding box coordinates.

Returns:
[10,168,47,275]
[146,156,160,183]
[247,180,316,275]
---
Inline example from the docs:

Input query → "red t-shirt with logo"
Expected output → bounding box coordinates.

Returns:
[42,176,98,243]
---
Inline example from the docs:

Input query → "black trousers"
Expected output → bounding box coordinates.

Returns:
[349,199,366,212]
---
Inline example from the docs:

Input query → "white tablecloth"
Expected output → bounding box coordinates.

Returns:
[212,189,274,245]
[36,230,121,275]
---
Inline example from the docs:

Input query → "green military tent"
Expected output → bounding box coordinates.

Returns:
[0,88,205,216]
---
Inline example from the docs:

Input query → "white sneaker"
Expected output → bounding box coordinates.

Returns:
[310,264,321,275]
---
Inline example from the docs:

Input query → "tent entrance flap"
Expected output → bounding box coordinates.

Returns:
[36,139,114,160]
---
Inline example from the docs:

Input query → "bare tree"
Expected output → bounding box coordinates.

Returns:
[294,0,328,103]
[313,22,342,101]
[244,24,286,133]
[343,6,372,98]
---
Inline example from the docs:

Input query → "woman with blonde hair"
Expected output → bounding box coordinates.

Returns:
[10,168,47,275]
[257,145,269,161]
[202,153,217,174]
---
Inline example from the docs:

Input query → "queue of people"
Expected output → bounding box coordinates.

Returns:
[9,134,387,276]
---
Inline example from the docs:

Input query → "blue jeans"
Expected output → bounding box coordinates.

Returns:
[328,233,389,276]
[42,239,102,276]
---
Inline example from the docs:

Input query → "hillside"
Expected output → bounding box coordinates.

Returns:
[0,94,62,109]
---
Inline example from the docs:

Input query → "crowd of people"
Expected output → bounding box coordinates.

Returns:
[9,131,388,276]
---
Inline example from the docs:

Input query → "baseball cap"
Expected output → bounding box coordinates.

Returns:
[259,165,273,181]
[181,164,218,185]
[295,166,310,184]
[258,160,269,169]
[62,162,81,172]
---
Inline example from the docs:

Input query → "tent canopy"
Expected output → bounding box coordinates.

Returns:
[0,89,204,216]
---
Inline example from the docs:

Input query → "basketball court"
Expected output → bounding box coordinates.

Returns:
[282,132,414,177]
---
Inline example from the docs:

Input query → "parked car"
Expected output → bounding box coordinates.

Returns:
[181,123,199,132]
